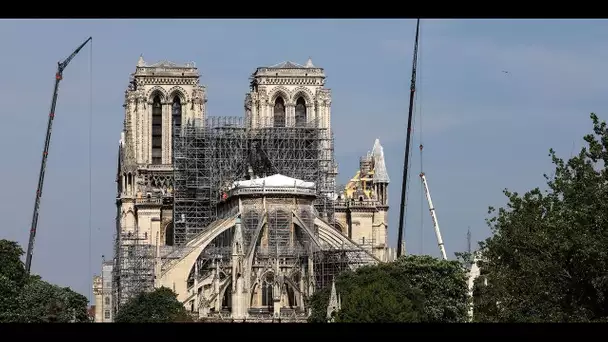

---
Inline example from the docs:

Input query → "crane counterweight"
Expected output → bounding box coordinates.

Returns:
[24,37,92,274]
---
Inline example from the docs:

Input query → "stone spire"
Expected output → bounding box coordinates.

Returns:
[232,217,244,256]
[326,278,340,322]
[231,217,246,319]
[305,57,315,68]
[371,138,390,183]
[137,54,145,67]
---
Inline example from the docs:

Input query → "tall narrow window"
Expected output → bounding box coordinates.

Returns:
[172,96,182,133]
[295,97,307,127]
[165,223,174,246]
[261,275,274,307]
[273,97,285,128]
[171,96,182,164]
[151,95,163,165]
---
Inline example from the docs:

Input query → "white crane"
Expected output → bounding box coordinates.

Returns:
[419,172,447,260]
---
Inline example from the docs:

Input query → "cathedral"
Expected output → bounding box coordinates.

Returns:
[92,56,393,322]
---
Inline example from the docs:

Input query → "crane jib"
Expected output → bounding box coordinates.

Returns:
[24,37,92,274]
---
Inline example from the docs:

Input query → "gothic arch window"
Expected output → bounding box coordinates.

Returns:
[151,95,163,165]
[295,97,307,127]
[172,96,182,132]
[261,274,274,308]
[171,96,182,164]
[165,222,174,246]
[273,97,285,128]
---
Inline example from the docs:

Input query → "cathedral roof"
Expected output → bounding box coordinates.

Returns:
[253,58,324,78]
[268,57,316,69]
[136,55,196,69]
[269,60,307,69]
[371,139,390,183]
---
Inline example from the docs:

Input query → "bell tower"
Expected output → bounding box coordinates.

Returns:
[123,56,207,166]
[244,58,331,129]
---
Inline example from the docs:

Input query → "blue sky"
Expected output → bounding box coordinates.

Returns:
[1,19,607,301]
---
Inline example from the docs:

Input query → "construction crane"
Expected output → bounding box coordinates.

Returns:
[24,37,93,274]
[419,172,447,260]
[397,18,420,258]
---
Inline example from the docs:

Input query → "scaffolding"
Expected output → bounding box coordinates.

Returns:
[112,141,159,310]
[172,116,336,246]
[111,113,373,308]
[112,227,156,308]
[172,116,375,291]
[312,241,376,290]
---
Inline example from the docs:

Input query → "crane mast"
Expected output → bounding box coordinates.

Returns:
[397,18,420,258]
[25,37,92,274]
[419,172,447,260]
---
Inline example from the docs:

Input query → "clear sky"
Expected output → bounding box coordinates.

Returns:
[1,19,606,302]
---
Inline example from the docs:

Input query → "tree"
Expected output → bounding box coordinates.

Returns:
[308,263,424,323]
[0,240,27,288]
[0,240,28,322]
[308,255,469,323]
[114,287,192,323]
[13,278,90,323]
[474,113,608,322]
[394,255,469,322]
[0,239,89,323]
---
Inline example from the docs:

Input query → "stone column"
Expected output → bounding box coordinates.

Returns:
[265,100,271,128]
[326,100,332,130]
[306,104,313,127]
[251,100,259,129]
[150,216,161,245]
[136,99,144,164]
[213,263,221,312]
[163,102,171,164]
[286,104,295,127]
[193,261,199,310]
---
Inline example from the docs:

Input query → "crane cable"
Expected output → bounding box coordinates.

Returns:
[88,39,94,304]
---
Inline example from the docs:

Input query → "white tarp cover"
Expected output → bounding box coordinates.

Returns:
[231,174,315,190]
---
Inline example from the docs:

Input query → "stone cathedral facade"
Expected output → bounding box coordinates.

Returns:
[92,57,393,322]
[117,56,207,247]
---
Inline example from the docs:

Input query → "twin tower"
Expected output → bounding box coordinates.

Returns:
[120,57,332,167]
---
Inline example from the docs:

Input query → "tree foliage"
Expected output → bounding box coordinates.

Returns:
[393,255,470,322]
[0,240,27,289]
[308,255,469,323]
[0,240,28,321]
[13,279,90,323]
[114,287,192,323]
[474,113,608,322]
[0,239,89,323]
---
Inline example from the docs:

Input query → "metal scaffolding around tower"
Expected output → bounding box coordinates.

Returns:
[172,116,337,247]
[112,226,156,308]
[111,143,158,309]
